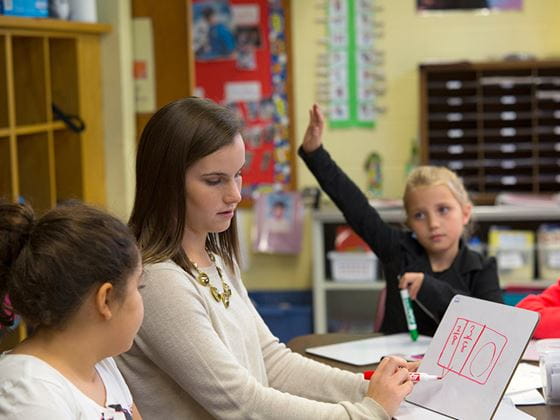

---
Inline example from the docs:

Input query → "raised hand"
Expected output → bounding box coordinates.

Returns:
[301,103,325,153]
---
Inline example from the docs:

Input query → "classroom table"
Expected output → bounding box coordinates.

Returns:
[286,333,560,420]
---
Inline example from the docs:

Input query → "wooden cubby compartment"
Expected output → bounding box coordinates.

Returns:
[0,35,8,131]
[420,60,560,204]
[0,16,110,211]
[17,132,52,212]
[54,129,83,203]
[536,66,560,192]
[49,37,79,117]
[12,36,48,127]
[0,137,11,199]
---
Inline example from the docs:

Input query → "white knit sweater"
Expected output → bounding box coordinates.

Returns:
[116,258,389,419]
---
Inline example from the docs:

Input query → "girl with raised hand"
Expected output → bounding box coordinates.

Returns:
[118,96,415,420]
[299,104,502,336]
[0,201,143,419]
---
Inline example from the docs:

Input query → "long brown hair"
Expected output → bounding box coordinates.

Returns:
[129,97,242,274]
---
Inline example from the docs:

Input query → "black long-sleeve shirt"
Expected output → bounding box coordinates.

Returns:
[299,145,503,336]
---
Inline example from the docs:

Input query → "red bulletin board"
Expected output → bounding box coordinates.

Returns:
[192,0,294,203]
[194,0,272,101]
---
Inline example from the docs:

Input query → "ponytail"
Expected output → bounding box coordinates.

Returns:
[0,201,34,327]
[1,200,139,330]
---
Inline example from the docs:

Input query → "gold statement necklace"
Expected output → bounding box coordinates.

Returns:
[190,252,232,308]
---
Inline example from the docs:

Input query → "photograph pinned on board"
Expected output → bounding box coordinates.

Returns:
[253,192,304,254]
[235,25,261,70]
[193,1,236,61]
[268,196,291,233]
[193,0,264,66]
[364,151,382,199]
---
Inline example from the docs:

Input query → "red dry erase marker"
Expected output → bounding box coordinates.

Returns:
[364,370,442,382]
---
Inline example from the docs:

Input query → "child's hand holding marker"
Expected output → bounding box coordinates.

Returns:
[398,272,425,300]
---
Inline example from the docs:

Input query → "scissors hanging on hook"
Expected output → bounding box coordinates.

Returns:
[52,103,86,133]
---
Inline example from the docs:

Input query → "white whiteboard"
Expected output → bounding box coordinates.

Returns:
[306,333,431,366]
[406,295,539,420]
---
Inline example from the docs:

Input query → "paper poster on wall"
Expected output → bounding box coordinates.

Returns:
[253,192,303,254]
[132,18,156,113]
[192,0,292,201]
[225,81,262,102]
[232,4,261,70]
[327,0,380,128]
[193,1,236,61]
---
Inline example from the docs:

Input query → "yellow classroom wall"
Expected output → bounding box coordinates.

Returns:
[241,0,560,290]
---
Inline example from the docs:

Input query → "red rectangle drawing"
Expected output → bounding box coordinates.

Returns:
[406,295,539,420]
[437,318,507,385]
[438,318,467,368]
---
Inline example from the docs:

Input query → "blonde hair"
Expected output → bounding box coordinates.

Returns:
[404,166,472,211]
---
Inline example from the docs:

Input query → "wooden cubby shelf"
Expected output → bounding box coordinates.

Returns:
[0,16,110,212]
[420,60,560,204]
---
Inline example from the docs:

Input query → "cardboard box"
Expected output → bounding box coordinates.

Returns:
[3,0,48,17]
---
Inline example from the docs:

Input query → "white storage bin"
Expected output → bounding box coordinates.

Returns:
[327,251,378,282]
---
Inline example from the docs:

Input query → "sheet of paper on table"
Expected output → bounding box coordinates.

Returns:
[505,363,544,406]
[522,340,539,362]
[395,398,535,420]
[506,363,542,394]
[507,389,545,406]
[305,333,431,366]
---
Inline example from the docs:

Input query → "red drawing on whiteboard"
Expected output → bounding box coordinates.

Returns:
[437,318,507,385]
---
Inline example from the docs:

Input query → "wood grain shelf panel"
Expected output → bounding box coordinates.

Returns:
[420,60,560,201]
[0,17,109,206]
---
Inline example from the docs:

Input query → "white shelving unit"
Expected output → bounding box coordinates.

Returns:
[312,205,560,334]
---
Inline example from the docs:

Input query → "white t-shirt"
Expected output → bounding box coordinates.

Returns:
[0,354,134,420]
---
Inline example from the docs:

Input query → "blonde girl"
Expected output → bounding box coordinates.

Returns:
[299,104,502,336]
